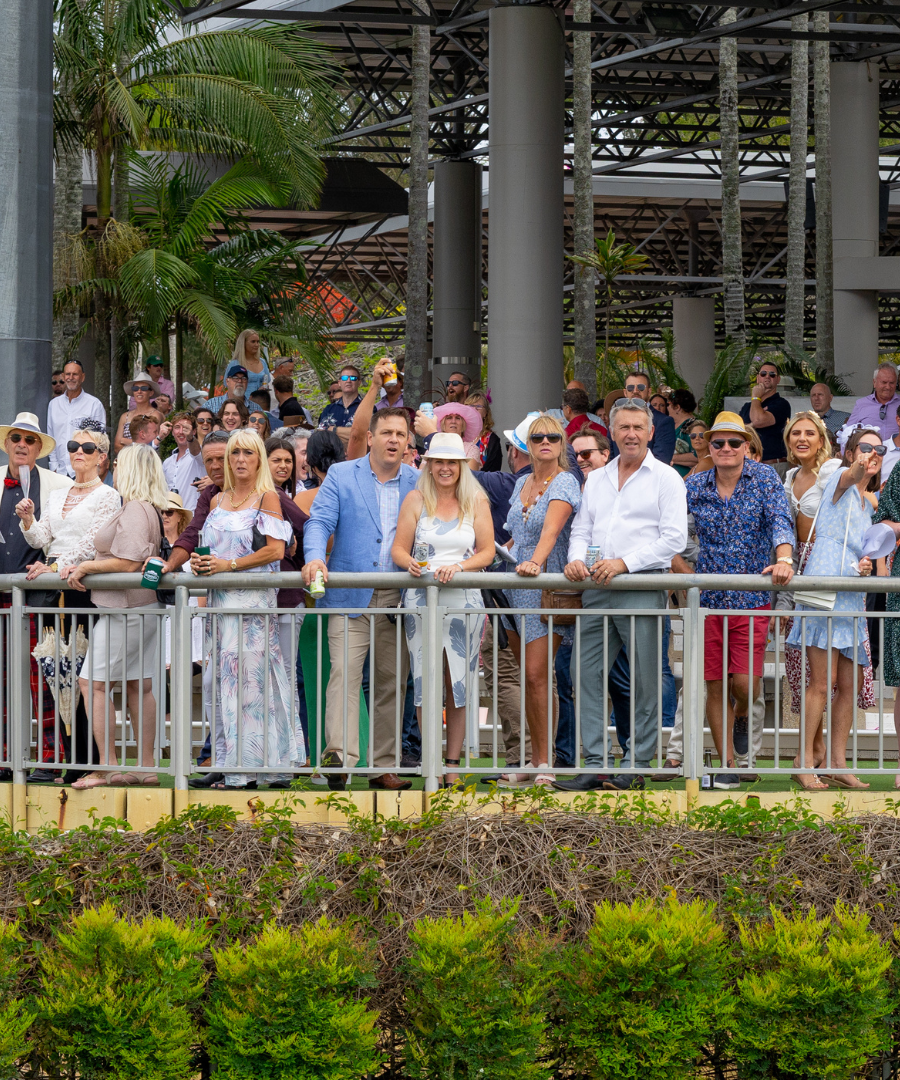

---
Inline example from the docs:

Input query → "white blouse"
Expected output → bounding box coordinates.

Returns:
[21,483,122,568]
[783,458,841,521]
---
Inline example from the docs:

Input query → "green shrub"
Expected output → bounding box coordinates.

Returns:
[206,918,382,1080]
[731,904,893,1079]
[403,899,551,1080]
[0,921,32,1080]
[36,903,209,1080]
[550,896,732,1079]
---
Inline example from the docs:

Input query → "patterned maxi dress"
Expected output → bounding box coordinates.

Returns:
[502,471,582,645]
[203,501,301,786]
[873,465,900,687]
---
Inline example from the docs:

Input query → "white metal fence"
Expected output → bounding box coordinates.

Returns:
[4,571,900,792]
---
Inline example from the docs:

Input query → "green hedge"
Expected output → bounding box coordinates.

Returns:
[5,897,896,1080]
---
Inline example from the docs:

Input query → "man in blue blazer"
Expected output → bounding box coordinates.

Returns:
[303,407,419,790]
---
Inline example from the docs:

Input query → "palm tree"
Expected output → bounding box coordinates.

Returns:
[53,0,337,417]
[784,19,809,353]
[569,229,649,397]
[719,8,746,346]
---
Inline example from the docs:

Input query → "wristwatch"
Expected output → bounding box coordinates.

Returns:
[230,559,237,571]
[777,556,793,565]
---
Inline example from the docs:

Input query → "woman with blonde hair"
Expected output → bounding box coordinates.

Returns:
[230,329,270,399]
[62,444,167,789]
[500,414,582,787]
[190,428,299,789]
[392,433,494,785]
[465,391,502,472]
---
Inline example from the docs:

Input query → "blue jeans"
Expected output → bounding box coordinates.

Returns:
[402,671,421,760]
[554,640,576,767]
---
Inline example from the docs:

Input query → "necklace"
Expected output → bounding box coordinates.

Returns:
[521,470,559,523]
[228,486,258,510]
[70,476,101,491]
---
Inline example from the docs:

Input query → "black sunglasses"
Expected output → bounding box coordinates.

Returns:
[132,385,152,393]
[67,441,98,455]
[710,437,746,450]
[446,379,468,388]
[9,433,39,446]
[858,442,887,457]
[51,379,64,386]
[530,432,563,444]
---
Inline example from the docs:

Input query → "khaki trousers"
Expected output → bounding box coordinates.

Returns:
[480,617,532,766]
[324,589,409,770]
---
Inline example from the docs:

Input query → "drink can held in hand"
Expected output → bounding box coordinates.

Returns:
[419,402,434,418]
[384,361,398,387]
[586,546,602,568]
[141,557,165,590]
[309,570,326,599]
[414,542,429,569]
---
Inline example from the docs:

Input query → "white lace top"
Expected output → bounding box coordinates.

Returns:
[783,458,841,521]
[21,483,122,568]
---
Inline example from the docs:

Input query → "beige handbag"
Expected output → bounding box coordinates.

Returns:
[540,589,582,626]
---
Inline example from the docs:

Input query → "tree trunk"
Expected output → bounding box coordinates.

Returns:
[94,291,111,423]
[784,18,809,353]
[813,9,834,373]
[404,24,431,409]
[109,149,130,425]
[572,0,597,392]
[719,8,746,345]
[175,315,184,409]
[52,139,83,369]
[602,294,611,397]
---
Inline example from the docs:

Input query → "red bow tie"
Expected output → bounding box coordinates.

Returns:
[4,478,18,489]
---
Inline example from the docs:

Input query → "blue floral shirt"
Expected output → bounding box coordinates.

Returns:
[685,458,795,609]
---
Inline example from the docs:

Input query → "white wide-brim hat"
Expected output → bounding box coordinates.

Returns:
[0,412,56,458]
[423,432,470,461]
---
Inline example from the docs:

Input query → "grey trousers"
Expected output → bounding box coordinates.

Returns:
[578,584,667,769]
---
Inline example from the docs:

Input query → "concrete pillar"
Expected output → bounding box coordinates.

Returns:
[432,161,483,367]
[0,1,53,422]
[488,4,564,435]
[673,297,717,397]
[832,63,880,393]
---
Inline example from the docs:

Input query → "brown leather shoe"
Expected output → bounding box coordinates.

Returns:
[368,772,412,791]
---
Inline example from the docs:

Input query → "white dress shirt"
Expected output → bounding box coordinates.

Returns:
[47,390,107,475]
[568,450,688,572]
[162,446,205,510]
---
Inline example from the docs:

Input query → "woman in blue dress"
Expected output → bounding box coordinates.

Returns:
[787,427,879,790]
[501,415,582,787]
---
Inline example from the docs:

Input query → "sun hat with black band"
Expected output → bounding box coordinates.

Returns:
[0,412,56,458]
[703,410,751,443]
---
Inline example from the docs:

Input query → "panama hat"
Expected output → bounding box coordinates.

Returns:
[704,411,750,442]
[165,491,193,529]
[0,412,55,458]
[124,371,161,396]
[502,412,542,454]
[423,433,469,461]
[433,402,482,444]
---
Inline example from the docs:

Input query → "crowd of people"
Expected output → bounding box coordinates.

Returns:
[8,345,900,792]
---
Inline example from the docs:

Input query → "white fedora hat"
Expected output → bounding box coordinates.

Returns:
[0,412,56,458]
[124,371,161,397]
[423,432,469,460]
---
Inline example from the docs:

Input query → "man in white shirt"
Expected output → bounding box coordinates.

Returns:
[46,360,107,477]
[161,411,204,510]
[554,398,687,792]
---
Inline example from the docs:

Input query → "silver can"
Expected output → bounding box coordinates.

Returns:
[414,541,429,568]
[586,546,602,568]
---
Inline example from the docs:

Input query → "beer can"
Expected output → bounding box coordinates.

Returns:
[586,546,602,568]
[419,402,434,418]
[384,361,398,387]
[414,542,429,568]
[309,570,326,599]
[141,557,165,590]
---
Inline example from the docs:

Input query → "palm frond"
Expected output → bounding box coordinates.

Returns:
[117,248,198,331]
[779,344,853,395]
[696,338,755,426]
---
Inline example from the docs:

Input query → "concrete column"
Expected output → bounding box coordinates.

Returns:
[673,297,717,397]
[832,63,880,393]
[432,161,483,365]
[0,1,53,421]
[488,4,564,435]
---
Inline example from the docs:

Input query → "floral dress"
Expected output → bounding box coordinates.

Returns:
[502,471,582,645]
[203,500,300,786]
[873,466,900,687]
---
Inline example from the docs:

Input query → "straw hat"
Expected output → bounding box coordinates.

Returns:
[704,410,750,442]
[604,389,626,416]
[433,402,482,443]
[165,491,193,530]
[124,371,161,396]
[0,412,56,458]
[423,433,469,461]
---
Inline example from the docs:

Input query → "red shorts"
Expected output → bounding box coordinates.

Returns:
[704,606,770,681]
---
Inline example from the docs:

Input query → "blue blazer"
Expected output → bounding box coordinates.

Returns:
[303,455,419,612]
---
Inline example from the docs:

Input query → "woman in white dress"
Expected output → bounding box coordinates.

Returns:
[392,433,494,786]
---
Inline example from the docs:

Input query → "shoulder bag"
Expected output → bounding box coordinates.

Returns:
[796,484,854,612]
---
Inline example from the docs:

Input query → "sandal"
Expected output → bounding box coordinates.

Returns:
[71,771,109,790]
[441,759,462,789]
[533,764,554,787]
[822,774,870,790]
[106,772,138,786]
[791,773,830,792]
[496,771,532,788]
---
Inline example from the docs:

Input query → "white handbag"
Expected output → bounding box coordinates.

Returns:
[795,487,854,611]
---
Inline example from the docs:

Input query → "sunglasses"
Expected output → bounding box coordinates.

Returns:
[9,433,39,446]
[161,509,179,517]
[758,371,778,378]
[133,385,152,392]
[196,416,213,424]
[858,443,887,456]
[340,374,359,382]
[575,449,600,459]
[880,403,889,421]
[689,431,707,440]
[66,441,98,454]
[446,380,468,388]
[625,383,647,392]
[710,438,746,450]
[51,379,64,386]
[530,432,563,444]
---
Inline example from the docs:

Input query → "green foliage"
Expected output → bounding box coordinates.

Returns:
[0,922,33,1080]
[550,895,732,1079]
[36,902,209,1080]
[778,344,852,395]
[731,905,893,1079]
[403,899,551,1080]
[206,919,382,1080]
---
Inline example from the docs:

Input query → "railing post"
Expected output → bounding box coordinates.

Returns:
[420,584,442,792]
[170,584,192,815]
[10,586,29,829]
[683,586,702,806]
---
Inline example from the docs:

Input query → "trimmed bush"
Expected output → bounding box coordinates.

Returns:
[731,904,893,1079]
[0,922,32,1080]
[550,896,732,1079]
[35,903,209,1080]
[403,899,550,1080]
[206,919,382,1080]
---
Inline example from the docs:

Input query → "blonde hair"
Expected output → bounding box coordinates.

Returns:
[417,455,483,528]
[784,410,832,471]
[747,428,764,462]
[114,443,169,511]
[222,429,276,494]
[72,429,110,456]
[527,414,567,463]
[465,391,494,435]
[231,329,260,367]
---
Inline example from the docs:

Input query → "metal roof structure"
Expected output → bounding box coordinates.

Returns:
[171,0,900,346]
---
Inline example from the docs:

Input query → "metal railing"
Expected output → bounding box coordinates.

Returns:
[3,570,900,795]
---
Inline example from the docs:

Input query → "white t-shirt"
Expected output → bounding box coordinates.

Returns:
[162,447,205,510]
